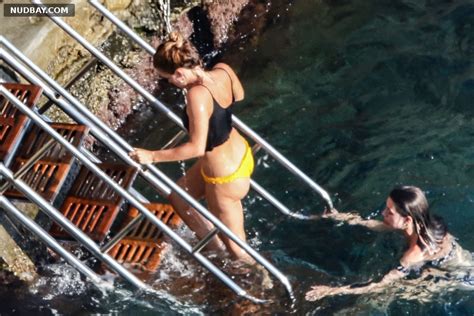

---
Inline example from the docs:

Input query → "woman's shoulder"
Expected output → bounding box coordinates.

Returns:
[186,85,213,108]
[212,63,237,77]
[400,244,425,267]
[213,62,232,71]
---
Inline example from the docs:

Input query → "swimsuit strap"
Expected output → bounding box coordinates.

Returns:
[214,67,233,85]
[198,84,215,100]
[429,240,457,267]
[214,67,235,102]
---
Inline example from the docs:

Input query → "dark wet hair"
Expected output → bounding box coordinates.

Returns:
[389,186,448,252]
[153,31,202,74]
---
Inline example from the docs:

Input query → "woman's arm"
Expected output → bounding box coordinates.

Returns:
[305,268,406,301]
[323,209,390,232]
[129,87,211,164]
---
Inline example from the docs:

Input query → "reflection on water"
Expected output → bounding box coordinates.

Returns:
[3,0,474,314]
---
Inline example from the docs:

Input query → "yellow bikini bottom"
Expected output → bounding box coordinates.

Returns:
[201,140,254,185]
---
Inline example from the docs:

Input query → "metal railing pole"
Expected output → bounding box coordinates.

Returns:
[85,1,333,210]
[233,116,333,209]
[31,0,184,129]
[0,87,270,303]
[0,164,150,291]
[250,179,320,219]
[100,214,144,253]
[88,0,155,55]
[0,46,171,197]
[0,42,132,151]
[0,195,105,285]
[0,139,56,194]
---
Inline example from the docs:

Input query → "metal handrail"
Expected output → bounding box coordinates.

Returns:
[0,163,150,291]
[0,44,169,196]
[31,0,305,219]
[0,44,294,302]
[0,85,276,303]
[39,58,98,114]
[89,0,155,55]
[0,195,105,286]
[88,0,333,212]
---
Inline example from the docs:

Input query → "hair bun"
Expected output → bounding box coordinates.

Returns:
[169,31,184,48]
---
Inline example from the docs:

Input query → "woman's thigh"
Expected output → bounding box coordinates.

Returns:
[205,178,251,258]
[168,160,206,220]
[175,159,205,198]
[205,178,251,231]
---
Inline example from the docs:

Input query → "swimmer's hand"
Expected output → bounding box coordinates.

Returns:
[322,208,362,225]
[129,148,156,164]
[305,285,348,301]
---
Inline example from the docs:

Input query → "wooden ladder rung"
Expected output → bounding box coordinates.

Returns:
[108,238,166,271]
[0,83,43,162]
[106,203,182,271]
[49,163,138,242]
[4,123,89,202]
[122,203,182,240]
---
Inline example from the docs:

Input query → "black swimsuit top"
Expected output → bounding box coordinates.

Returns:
[396,240,458,275]
[181,68,234,152]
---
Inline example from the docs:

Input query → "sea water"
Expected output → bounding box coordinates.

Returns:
[2,0,473,314]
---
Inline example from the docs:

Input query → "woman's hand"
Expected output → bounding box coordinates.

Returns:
[129,148,156,164]
[323,209,362,224]
[305,285,347,301]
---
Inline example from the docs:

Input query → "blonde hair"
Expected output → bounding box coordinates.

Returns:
[153,32,202,74]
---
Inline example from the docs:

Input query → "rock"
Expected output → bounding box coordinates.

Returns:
[204,0,250,47]
[104,0,133,11]
[0,224,37,283]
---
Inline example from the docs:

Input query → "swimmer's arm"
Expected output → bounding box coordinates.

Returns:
[324,209,390,232]
[305,268,405,301]
[129,88,210,164]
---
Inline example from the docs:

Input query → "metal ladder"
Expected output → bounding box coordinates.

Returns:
[0,85,272,303]
[0,0,334,303]
[1,43,294,304]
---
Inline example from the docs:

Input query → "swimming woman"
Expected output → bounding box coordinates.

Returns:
[129,32,254,261]
[306,186,473,301]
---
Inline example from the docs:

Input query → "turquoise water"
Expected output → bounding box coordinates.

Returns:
[2,0,474,314]
[230,0,474,313]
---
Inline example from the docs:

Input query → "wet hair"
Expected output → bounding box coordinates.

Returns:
[153,32,202,74]
[389,186,448,253]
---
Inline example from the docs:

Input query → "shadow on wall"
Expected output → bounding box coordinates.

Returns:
[0,65,19,83]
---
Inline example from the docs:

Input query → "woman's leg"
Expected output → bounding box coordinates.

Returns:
[168,159,225,251]
[205,177,253,261]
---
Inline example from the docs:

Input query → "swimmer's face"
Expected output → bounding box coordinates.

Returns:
[382,197,409,230]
